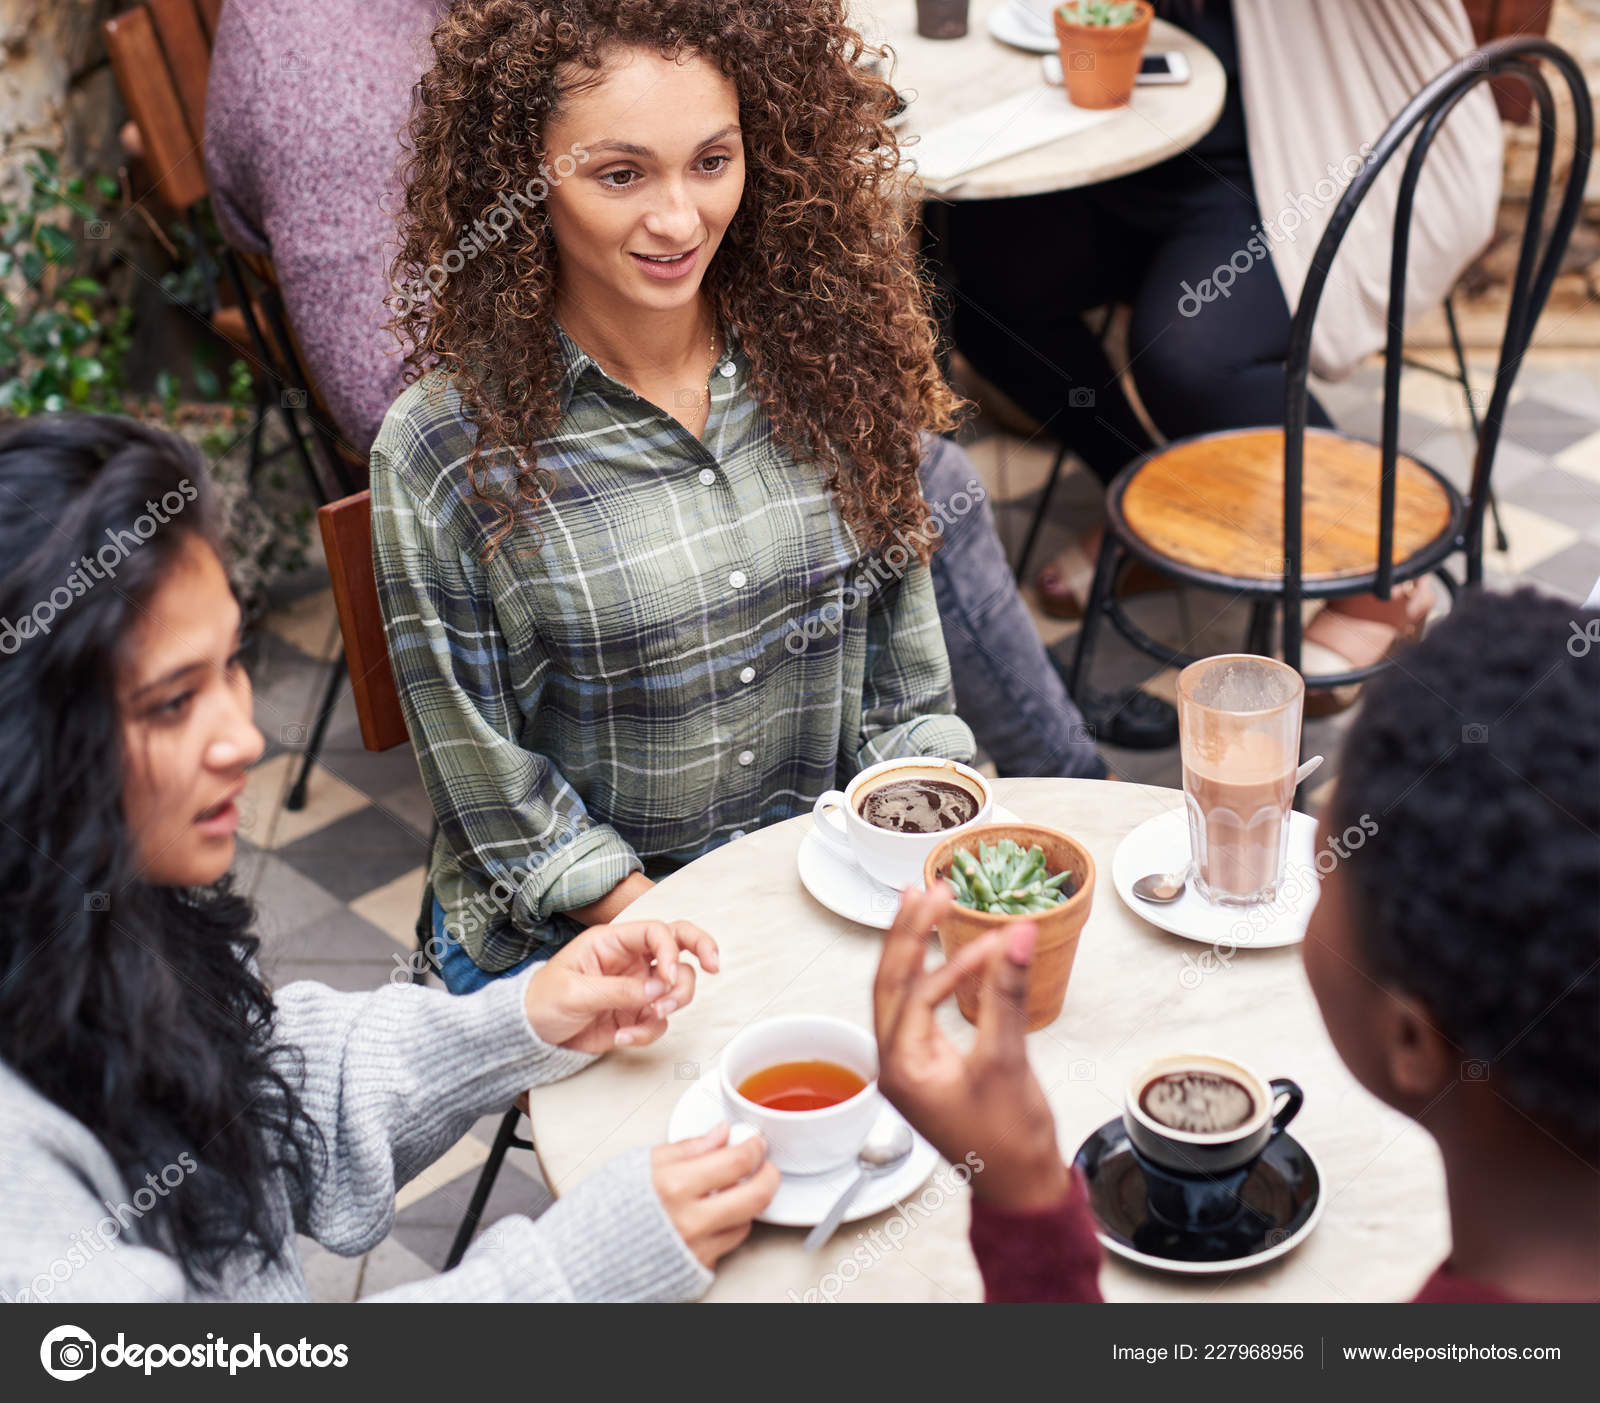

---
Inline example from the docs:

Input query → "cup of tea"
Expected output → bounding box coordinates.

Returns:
[1123,1051,1304,1179]
[1177,654,1305,907]
[811,756,993,889]
[720,1015,881,1175]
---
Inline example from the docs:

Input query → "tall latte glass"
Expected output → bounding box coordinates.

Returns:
[1177,655,1304,906]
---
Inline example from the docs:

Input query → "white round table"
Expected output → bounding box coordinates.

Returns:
[527,779,1449,1303]
[859,1,1228,200]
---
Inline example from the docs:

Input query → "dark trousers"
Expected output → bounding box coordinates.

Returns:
[942,166,1332,485]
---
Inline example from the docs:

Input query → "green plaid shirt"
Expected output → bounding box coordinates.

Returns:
[370,326,972,973]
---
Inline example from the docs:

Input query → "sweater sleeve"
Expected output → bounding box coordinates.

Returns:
[968,1172,1105,1302]
[359,1148,711,1303]
[271,966,589,1250]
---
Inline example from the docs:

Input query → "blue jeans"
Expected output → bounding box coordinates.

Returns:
[430,898,541,993]
[920,435,1105,779]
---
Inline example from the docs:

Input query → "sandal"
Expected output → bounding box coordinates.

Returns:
[1300,580,1438,717]
[1035,535,1172,621]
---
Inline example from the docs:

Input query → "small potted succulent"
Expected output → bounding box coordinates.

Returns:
[924,824,1096,1031]
[1054,0,1154,110]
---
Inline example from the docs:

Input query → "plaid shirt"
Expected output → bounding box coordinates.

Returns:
[370,326,973,972]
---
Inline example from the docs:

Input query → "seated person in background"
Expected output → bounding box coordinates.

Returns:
[0,414,777,1303]
[369,0,1111,995]
[947,0,1499,685]
[204,0,1109,775]
[874,588,1598,1302]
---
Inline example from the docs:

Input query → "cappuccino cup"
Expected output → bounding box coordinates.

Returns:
[1123,1052,1303,1178]
[811,756,993,890]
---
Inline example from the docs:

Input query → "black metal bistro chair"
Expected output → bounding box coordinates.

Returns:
[1067,37,1592,703]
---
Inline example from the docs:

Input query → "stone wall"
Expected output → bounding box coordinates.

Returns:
[0,0,121,203]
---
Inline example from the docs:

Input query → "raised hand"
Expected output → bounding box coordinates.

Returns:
[872,883,1071,1213]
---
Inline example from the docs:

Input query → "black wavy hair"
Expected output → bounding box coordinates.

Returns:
[1328,588,1600,1152]
[0,414,321,1289]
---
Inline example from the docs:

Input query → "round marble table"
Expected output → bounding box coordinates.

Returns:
[859,1,1228,200]
[527,779,1449,1303]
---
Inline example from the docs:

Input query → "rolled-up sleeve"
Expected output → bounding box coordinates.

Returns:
[369,437,642,962]
[854,553,975,770]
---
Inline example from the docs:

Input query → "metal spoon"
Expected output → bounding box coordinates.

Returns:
[1132,756,1327,905]
[802,1119,914,1252]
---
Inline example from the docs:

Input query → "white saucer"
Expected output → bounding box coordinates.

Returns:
[987,2,1058,55]
[666,1072,940,1228]
[1112,807,1321,949]
[796,804,1023,930]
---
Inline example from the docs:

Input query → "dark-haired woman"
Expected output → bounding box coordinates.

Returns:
[0,414,776,1302]
[373,0,1098,992]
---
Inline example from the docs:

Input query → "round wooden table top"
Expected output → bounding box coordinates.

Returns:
[527,778,1450,1303]
[861,1,1228,200]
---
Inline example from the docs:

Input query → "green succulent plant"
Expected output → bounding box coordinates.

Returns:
[944,839,1076,916]
[1057,1,1142,26]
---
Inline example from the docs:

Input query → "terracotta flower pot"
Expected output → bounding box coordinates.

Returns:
[1053,1,1153,111]
[923,823,1096,1031]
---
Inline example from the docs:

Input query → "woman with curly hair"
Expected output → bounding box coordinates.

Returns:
[373,0,1094,990]
[0,413,776,1302]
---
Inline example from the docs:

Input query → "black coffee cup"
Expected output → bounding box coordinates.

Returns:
[1123,1052,1303,1178]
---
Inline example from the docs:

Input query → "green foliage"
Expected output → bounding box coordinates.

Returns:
[945,839,1076,916]
[1057,1,1141,26]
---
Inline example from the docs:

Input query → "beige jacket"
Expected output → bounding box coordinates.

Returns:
[1232,0,1502,380]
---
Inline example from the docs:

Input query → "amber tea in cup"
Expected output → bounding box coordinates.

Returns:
[736,1059,869,1113]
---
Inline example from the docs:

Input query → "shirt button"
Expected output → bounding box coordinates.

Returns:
[719,361,736,378]
[737,750,755,766]
[728,570,747,589]
[698,468,716,486]
[739,666,755,684]
[730,829,747,840]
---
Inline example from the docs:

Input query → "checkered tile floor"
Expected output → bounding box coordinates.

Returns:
[235,350,1600,1300]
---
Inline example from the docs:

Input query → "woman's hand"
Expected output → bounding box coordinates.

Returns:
[523,919,718,1054]
[651,1125,782,1270]
[873,884,1072,1214]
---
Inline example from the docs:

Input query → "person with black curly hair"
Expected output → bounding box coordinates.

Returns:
[870,588,1599,1302]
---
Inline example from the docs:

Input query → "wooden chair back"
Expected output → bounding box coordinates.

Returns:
[317,492,410,753]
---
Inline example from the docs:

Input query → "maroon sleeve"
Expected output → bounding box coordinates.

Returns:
[1411,1268,1518,1302]
[968,1169,1104,1302]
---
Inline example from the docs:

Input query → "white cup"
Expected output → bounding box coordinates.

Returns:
[720,1015,881,1175]
[811,756,994,890]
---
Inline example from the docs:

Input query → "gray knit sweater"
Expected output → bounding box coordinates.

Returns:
[0,968,712,1302]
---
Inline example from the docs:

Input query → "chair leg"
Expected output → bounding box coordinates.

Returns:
[1013,443,1069,584]
[285,650,345,812]
[1067,535,1121,698]
[1282,591,1304,678]
[445,1106,522,1271]
[1244,599,1275,657]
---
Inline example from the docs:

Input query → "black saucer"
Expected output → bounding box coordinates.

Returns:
[1071,1117,1322,1273]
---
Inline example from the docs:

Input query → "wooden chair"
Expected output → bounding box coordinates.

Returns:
[1069,38,1591,703]
[316,491,531,1273]
[105,0,364,808]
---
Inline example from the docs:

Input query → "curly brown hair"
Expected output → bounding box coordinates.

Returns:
[389,0,964,557]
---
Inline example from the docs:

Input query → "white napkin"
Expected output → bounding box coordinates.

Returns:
[905,88,1116,192]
